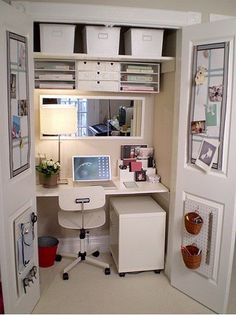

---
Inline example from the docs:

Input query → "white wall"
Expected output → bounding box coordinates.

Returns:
[12,0,236,23]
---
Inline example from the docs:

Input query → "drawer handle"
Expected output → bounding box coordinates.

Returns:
[97,71,100,75]
[97,81,100,84]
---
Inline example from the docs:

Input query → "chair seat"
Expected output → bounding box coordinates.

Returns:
[58,208,105,229]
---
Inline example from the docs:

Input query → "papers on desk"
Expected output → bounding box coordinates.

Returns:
[123,181,138,188]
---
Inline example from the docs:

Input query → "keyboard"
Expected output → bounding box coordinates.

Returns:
[73,180,117,190]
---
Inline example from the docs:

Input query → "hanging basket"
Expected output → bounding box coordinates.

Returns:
[181,245,202,269]
[184,212,203,235]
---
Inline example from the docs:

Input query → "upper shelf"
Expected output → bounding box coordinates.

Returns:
[33,52,174,63]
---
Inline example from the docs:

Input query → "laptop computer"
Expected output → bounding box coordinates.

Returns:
[72,155,116,189]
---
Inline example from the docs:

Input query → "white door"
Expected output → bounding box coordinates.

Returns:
[0,1,40,313]
[169,18,236,313]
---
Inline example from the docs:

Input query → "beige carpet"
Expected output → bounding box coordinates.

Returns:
[32,253,216,314]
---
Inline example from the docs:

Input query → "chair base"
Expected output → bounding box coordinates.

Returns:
[58,248,110,280]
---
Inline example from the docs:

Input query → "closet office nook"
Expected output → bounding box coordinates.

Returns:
[1,0,236,313]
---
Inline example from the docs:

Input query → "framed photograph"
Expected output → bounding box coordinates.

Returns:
[195,139,219,172]
[135,170,147,182]
[7,31,30,178]
[188,42,229,171]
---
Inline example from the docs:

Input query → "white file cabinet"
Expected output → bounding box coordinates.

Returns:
[109,196,166,276]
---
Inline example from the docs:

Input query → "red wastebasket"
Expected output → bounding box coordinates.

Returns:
[38,236,59,267]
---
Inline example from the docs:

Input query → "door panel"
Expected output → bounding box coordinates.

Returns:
[0,1,40,313]
[169,18,236,313]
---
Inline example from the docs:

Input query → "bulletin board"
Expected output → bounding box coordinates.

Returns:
[7,31,30,177]
[188,42,229,171]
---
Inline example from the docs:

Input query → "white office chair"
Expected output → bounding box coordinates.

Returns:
[57,186,110,280]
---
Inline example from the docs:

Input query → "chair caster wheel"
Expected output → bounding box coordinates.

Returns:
[92,251,100,257]
[119,273,125,277]
[63,273,69,280]
[105,268,111,275]
[154,269,161,274]
[55,254,62,262]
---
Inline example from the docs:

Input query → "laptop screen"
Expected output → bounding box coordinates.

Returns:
[72,155,111,182]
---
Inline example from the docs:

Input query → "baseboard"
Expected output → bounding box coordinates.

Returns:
[57,234,110,254]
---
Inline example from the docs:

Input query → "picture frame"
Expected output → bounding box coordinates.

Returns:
[188,42,229,171]
[7,31,30,178]
[135,170,146,182]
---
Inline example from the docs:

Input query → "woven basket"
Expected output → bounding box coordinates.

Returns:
[184,212,203,235]
[181,245,202,269]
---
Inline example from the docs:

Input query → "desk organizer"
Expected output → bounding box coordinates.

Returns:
[184,211,203,235]
[181,244,202,269]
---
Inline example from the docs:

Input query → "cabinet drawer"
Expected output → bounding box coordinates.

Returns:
[77,60,120,72]
[77,80,119,91]
[78,71,119,81]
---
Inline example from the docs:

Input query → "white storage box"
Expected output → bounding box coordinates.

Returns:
[83,26,120,56]
[40,24,75,54]
[77,80,119,92]
[125,28,164,57]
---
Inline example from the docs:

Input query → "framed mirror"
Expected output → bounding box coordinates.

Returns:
[39,95,144,138]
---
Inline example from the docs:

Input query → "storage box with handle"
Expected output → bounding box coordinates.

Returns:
[124,28,164,57]
[40,24,76,54]
[83,26,120,56]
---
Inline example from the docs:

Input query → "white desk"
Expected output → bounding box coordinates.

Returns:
[36,177,169,197]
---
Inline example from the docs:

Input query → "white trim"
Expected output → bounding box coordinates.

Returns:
[12,1,201,28]
[58,234,110,254]
[210,14,235,22]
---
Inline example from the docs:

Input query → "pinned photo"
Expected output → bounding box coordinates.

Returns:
[10,73,16,98]
[18,100,28,116]
[205,104,217,127]
[208,85,223,102]
[191,120,206,134]
[12,115,21,139]
[195,139,219,172]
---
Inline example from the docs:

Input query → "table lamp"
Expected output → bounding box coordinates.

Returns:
[40,105,77,184]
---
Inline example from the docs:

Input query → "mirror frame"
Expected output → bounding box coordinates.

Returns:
[39,94,145,140]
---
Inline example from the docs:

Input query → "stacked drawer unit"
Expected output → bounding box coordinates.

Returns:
[76,60,120,92]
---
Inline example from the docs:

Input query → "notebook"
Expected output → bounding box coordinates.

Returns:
[72,155,116,189]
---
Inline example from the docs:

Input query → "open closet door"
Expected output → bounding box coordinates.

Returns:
[169,17,236,314]
[0,1,40,313]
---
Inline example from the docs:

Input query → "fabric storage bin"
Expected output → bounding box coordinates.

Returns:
[124,28,164,57]
[83,26,120,56]
[40,24,75,54]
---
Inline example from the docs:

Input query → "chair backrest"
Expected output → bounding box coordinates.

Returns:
[58,186,105,211]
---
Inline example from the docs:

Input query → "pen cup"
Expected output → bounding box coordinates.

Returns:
[181,244,202,269]
[184,212,203,235]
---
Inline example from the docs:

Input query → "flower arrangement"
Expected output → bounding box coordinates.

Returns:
[36,159,60,177]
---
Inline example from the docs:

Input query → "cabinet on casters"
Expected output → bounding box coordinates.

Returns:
[109,195,166,276]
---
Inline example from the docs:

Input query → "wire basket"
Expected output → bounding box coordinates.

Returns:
[184,212,203,235]
[181,245,202,269]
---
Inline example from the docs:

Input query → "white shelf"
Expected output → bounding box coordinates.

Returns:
[34,54,168,93]
[34,59,76,89]
[33,52,174,63]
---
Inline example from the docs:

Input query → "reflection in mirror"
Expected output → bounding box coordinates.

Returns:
[40,95,143,138]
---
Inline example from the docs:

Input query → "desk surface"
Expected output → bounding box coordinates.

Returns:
[36,177,169,197]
